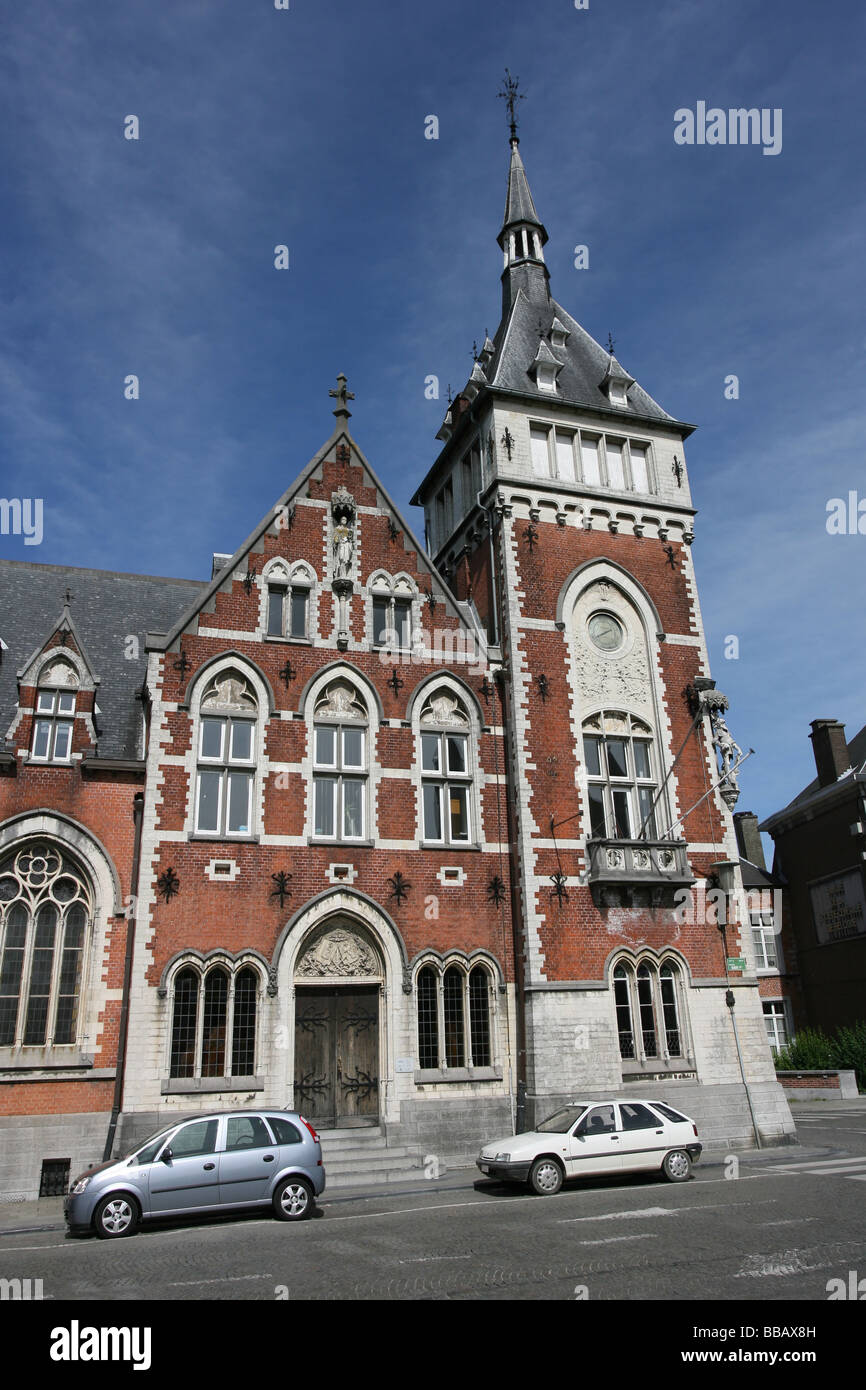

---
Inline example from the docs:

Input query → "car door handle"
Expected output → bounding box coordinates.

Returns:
[656,1130,664,1135]
[203,1163,215,1171]
[263,1154,275,1163]
[610,1136,619,1142]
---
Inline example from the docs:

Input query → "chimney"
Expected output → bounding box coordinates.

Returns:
[809,719,850,788]
[733,811,765,869]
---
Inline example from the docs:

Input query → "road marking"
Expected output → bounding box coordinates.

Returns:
[0,1242,69,1251]
[166,1273,274,1287]
[762,1156,866,1174]
[735,1251,825,1279]
[579,1233,658,1245]
[558,1202,732,1224]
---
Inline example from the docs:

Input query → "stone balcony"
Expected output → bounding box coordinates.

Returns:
[586,837,694,906]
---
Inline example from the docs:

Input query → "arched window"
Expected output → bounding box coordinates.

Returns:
[265,560,315,641]
[0,842,91,1047]
[612,958,685,1064]
[31,659,79,763]
[194,669,258,837]
[415,960,494,1071]
[169,962,259,1080]
[312,678,368,841]
[371,574,416,653]
[582,710,658,840]
[419,688,473,845]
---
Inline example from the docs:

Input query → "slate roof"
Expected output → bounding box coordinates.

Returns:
[485,289,678,425]
[500,140,546,240]
[0,559,205,760]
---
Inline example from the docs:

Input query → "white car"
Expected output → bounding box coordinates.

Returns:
[477,1098,702,1195]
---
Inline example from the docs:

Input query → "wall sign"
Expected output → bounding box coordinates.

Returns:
[809,869,866,945]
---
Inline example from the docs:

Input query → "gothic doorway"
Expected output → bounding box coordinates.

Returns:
[292,921,382,1129]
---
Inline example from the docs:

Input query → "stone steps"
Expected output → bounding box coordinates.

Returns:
[317,1126,425,1187]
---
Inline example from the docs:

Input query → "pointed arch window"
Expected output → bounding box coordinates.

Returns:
[312,678,368,841]
[195,670,258,837]
[169,962,259,1080]
[583,710,658,840]
[613,958,686,1065]
[415,960,494,1071]
[0,842,91,1048]
[419,689,473,845]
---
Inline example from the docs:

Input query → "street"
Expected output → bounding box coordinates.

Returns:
[1,1101,865,1303]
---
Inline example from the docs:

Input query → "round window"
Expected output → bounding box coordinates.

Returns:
[587,612,624,653]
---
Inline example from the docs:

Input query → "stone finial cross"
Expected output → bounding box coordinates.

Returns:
[329,373,355,420]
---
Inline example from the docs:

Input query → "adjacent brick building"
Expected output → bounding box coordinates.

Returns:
[0,131,794,1198]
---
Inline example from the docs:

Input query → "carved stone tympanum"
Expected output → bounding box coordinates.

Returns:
[296,927,379,979]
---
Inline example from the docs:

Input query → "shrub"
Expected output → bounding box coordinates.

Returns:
[829,1022,866,1090]
[772,1027,834,1071]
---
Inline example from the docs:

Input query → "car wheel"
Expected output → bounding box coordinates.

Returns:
[273,1177,314,1222]
[529,1156,564,1196]
[662,1149,692,1182]
[93,1194,140,1240]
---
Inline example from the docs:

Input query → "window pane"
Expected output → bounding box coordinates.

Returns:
[172,1118,218,1157]
[231,968,257,1075]
[290,590,308,638]
[37,692,55,713]
[229,720,253,761]
[421,733,441,772]
[584,735,601,777]
[606,441,625,489]
[468,968,491,1066]
[423,784,442,840]
[342,779,364,838]
[660,968,682,1055]
[197,771,222,833]
[633,741,651,779]
[637,967,657,1056]
[614,970,634,1058]
[373,597,390,645]
[201,970,228,1077]
[630,444,649,492]
[342,727,364,768]
[637,788,657,839]
[24,903,58,1044]
[169,969,199,1079]
[267,1115,301,1145]
[315,726,336,766]
[395,600,412,650]
[417,967,438,1068]
[200,718,224,760]
[227,772,252,833]
[555,431,575,481]
[588,784,606,838]
[267,588,285,636]
[449,786,469,841]
[226,1115,271,1150]
[0,902,27,1045]
[607,738,628,778]
[446,734,467,775]
[32,721,51,759]
[530,425,550,477]
[53,722,73,760]
[580,437,600,485]
[314,777,336,837]
[443,968,465,1067]
[57,693,76,715]
[54,903,85,1044]
[612,789,632,838]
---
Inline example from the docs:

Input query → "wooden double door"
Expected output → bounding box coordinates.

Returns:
[294,986,379,1128]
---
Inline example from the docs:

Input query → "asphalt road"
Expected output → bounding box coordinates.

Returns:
[2,1102,865,1304]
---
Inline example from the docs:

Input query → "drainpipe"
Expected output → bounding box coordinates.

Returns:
[714,859,762,1150]
[103,790,144,1161]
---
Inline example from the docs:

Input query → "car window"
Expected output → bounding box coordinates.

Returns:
[225,1116,273,1151]
[576,1104,616,1135]
[619,1103,661,1131]
[537,1107,584,1133]
[651,1102,688,1124]
[128,1127,176,1165]
[170,1119,219,1158]
[266,1115,302,1145]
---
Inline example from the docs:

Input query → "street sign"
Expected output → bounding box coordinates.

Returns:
[726,957,746,971]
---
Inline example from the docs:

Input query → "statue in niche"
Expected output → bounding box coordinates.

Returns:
[333,512,354,578]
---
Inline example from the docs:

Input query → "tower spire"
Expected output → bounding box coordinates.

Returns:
[496,72,549,316]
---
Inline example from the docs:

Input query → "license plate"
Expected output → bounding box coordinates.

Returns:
[480,1163,490,1173]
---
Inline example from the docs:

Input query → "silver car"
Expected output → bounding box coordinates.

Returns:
[64,1110,325,1239]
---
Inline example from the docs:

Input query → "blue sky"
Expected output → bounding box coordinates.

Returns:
[1,0,864,836]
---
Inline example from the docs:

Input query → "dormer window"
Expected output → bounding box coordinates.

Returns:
[32,690,76,762]
[549,316,570,351]
[600,352,635,409]
[529,340,563,395]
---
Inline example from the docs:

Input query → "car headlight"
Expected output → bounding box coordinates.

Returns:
[495,1152,511,1163]
[70,1177,91,1195]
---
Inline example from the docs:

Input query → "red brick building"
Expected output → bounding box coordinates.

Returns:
[0,132,794,1198]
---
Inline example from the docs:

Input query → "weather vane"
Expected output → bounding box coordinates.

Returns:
[607,332,617,355]
[498,69,524,142]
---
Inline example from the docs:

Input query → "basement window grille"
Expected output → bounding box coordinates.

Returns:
[40,1157,70,1196]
